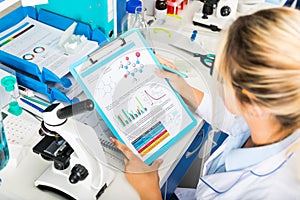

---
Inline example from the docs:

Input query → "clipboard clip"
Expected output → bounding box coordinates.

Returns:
[88,38,127,64]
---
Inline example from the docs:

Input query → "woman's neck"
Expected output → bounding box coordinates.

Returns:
[243,113,288,147]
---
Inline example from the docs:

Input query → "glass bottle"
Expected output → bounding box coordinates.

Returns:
[121,0,143,34]
[132,6,148,31]
[0,113,9,170]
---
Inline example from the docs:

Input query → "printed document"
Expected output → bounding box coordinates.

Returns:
[70,29,196,164]
[0,17,99,78]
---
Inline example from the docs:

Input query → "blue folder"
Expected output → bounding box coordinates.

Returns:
[36,0,127,39]
[0,6,109,103]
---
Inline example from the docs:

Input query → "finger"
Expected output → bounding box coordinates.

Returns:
[110,138,139,160]
[155,69,181,80]
[155,54,168,64]
[150,159,164,170]
[124,157,129,166]
[156,55,178,70]
[110,137,132,156]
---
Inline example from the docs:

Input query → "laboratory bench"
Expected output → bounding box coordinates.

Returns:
[0,47,215,200]
[0,1,222,199]
[0,113,209,200]
[0,39,216,199]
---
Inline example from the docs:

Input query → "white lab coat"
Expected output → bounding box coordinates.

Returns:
[195,131,300,200]
[175,93,300,199]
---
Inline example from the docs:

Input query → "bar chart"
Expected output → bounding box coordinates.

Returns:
[115,96,148,127]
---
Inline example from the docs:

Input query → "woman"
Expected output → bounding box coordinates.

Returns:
[111,7,300,199]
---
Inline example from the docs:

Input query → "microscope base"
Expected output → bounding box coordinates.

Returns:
[35,165,114,200]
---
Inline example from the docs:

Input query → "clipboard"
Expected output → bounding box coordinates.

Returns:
[70,28,197,165]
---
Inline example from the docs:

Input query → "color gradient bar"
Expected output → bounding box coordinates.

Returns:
[0,23,34,47]
[138,129,168,153]
[0,22,29,41]
[133,122,165,149]
[140,131,170,156]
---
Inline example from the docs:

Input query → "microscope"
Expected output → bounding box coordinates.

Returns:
[193,0,238,31]
[32,99,114,200]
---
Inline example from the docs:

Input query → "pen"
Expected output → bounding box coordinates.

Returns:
[161,64,188,78]
[20,97,44,112]
[22,95,50,107]
[18,85,50,103]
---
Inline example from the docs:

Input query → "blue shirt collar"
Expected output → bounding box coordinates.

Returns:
[225,129,300,171]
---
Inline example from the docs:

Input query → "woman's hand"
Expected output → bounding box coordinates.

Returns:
[110,138,163,200]
[155,55,204,111]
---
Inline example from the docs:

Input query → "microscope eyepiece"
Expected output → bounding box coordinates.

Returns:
[201,0,220,19]
[56,99,94,119]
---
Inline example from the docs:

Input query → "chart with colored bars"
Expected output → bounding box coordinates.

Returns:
[115,96,147,127]
[111,80,183,158]
[132,122,170,156]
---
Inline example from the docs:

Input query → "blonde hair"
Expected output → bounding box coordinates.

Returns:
[215,7,300,134]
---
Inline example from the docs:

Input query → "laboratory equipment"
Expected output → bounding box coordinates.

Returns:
[2,111,39,167]
[190,30,198,41]
[167,0,189,15]
[32,99,114,199]
[0,112,9,170]
[155,0,168,24]
[131,6,148,32]
[121,0,149,39]
[121,0,143,33]
[1,75,22,116]
[193,0,238,31]
[58,22,88,55]
[169,43,215,75]
[0,66,13,107]
[144,0,155,16]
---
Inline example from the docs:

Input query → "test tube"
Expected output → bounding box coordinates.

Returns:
[1,76,22,116]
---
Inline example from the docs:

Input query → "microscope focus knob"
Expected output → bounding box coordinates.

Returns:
[69,164,89,184]
[220,6,231,17]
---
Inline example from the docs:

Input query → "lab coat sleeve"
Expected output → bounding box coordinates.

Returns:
[195,92,235,134]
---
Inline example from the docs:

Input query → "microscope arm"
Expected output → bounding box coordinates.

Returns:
[41,100,110,188]
[33,100,115,199]
[48,118,107,188]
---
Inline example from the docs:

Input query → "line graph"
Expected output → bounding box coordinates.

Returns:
[144,84,167,105]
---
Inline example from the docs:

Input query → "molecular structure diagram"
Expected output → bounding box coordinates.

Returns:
[96,76,116,97]
[119,51,144,81]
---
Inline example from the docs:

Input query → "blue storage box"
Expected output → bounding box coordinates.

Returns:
[0,6,109,103]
